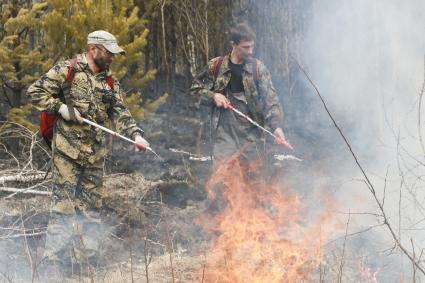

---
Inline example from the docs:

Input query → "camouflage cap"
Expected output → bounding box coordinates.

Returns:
[87,30,125,54]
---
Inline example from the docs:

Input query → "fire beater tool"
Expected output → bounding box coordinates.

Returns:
[82,118,162,160]
[227,104,294,150]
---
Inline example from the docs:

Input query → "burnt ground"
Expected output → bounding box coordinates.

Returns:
[0,75,214,282]
[0,75,398,282]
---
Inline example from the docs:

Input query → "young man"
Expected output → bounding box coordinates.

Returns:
[190,23,287,163]
[27,30,149,272]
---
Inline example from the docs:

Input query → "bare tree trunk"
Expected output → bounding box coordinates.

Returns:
[159,0,169,76]
[204,0,209,61]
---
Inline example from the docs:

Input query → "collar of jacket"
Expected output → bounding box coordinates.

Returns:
[221,54,256,75]
[76,53,113,79]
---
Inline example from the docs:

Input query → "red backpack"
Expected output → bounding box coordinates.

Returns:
[40,59,114,147]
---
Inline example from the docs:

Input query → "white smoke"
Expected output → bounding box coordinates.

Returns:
[303,1,425,281]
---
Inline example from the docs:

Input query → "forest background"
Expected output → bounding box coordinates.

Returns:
[2,0,425,282]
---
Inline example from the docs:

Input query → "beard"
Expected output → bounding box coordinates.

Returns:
[242,53,253,61]
[93,55,110,71]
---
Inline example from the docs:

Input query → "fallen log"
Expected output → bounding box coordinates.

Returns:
[0,171,51,184]
[0,187,51,196]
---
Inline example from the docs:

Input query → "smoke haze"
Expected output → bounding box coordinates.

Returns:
[239,0,425,280]
[301,1,425,281]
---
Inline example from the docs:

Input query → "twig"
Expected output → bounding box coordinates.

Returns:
[21,131,37,172]
[160,191,176,283]
[382,166,389,207]
[0,270,13,283]
[142,219,150,283]
[74,220,95,283]
[126,186,134,283]
[319,223,324,283]
[0,142,20,168]
[21,214,34,278]
[412,238,417,283]
[117,263,125,282]
[293,56,425,275]
[31,233,42,283]
[201,262,206,283]
[325,223,385,247]
[337,211,350,283]
[417,54,425,155]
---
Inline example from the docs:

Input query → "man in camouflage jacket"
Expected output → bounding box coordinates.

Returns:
[27,30,149,272]
[190,23,287,163]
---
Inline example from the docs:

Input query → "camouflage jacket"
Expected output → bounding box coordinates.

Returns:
[190,55,284,131]
[27,53,144,165]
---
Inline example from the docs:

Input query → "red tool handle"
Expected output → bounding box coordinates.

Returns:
[276,137,294,150]
[135,143,147,151]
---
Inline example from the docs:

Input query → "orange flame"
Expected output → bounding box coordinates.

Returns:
[198,154,329,283]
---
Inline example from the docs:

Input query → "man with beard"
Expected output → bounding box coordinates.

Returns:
[27,30,149,274]
[191,23,287,166]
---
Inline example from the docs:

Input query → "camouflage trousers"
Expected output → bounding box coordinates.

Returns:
[44,151,108,268]
[213,90,265,164]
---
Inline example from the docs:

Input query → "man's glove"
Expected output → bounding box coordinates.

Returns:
[58,104,83,124]
[134,135,150,152]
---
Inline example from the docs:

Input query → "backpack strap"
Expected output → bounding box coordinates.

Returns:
[62,58,79,122]
[212,56,225,81]
[105,75,114,90]
[65,59,78,81]
[62,59,115,121]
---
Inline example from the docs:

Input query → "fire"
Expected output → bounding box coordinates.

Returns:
[198,154,329,283]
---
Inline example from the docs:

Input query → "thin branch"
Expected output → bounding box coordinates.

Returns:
[0,270,13,283]
[325,223,385,247]
[417,54,425,155]
[21,214,34,275]
[126,186,134,283]
[412,238,417,283]
[382,166,389,207]
[337,211,350,283]
[143,223,151,283]
[293,56,425,275]
[160,191,175,283]
[201,262,206,283]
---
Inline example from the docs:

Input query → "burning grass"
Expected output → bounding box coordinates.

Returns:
[0,161,387,282]
[197,154,330,282]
